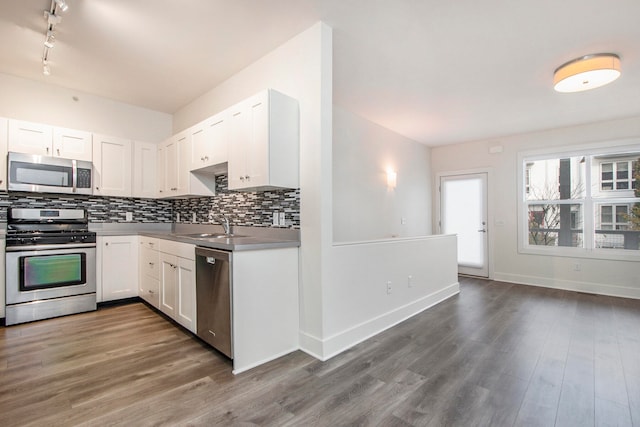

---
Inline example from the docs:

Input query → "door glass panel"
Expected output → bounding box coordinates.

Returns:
[442,177,484,269]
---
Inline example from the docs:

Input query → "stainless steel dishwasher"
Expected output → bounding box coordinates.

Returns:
[195,247,233,359]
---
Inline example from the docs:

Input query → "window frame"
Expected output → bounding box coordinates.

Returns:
[517,140,640,261]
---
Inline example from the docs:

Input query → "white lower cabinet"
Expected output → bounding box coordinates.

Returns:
[139,237,160,308]
[157,240,196,333]
[98,235,139,302]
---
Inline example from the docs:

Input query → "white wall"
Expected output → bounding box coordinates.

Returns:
[172,22,334,352]
[431,115,640,299]
[0,73,172,143]
[333,106,432,242]
[320,235,459,359]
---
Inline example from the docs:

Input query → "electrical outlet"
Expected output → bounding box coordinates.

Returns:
[125,212,133,222]
[273,212,279,226]
[176,212,180,222]
[208,211,214,223]
[279,212,286,226]
[574,263,581,271]
[192,212,197,223]
[386,281,392,294]
[401,217,407,225]
[408,275,413,287]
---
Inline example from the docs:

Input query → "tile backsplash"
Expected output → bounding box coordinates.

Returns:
[172,175,300,228]
[0,174,300,228]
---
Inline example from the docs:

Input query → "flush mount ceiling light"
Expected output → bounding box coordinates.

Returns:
[553,53,621,93]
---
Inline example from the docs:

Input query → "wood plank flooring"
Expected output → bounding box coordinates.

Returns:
[1,277,639,426]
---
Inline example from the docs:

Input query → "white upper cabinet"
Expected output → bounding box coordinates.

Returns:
[157,129,215,199]
[8,120,91,160]
[227,89,299,191]
[159,131,184,197]
[52,127,92,161]
[92,134,132,197]
[190,111,228,172]
[8,120,53,156]
[0,118,7,191]
[133,141,157,198]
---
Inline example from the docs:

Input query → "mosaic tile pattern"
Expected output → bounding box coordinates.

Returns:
[0,175,300,228]
[0,193,173,223]
[172,175,300,228]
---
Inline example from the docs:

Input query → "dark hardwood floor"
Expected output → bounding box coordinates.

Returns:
[1,277,639,426]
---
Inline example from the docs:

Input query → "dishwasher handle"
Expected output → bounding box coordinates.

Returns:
[195,246,231,263]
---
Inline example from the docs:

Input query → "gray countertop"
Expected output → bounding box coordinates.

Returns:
[90,223,300,252]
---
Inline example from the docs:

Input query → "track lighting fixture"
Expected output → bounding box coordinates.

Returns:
[54,0,68,12]
[41,0,69,76]
[44,31,55,49]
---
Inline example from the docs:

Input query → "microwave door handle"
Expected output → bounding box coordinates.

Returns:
[72,159,77,193]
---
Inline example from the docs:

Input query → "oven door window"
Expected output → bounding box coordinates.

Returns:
[19,253,87,291]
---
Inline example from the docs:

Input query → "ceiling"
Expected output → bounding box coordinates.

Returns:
[1,0,639,146]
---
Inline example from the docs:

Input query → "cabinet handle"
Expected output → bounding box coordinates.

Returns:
[46,147,49,154]
[239,176,244,181]
[245,175,250,180]
[149,262,154,266]
[56,148,60,155]
[204,156,209,161]
[105,242,109,246]
[0,179,3,184]
[149,290,154,294]
[96,186,100,190]
[201,156,205,161]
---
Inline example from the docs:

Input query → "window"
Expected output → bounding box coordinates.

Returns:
[600,160,636,191]
[519,144,640,258]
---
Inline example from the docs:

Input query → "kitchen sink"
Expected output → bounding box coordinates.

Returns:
[179,233,246,239]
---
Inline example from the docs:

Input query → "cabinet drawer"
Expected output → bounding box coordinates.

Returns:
[140,276,159,308]
[159,240,195,260]
[141,247,159,279]
[139,236,159,250]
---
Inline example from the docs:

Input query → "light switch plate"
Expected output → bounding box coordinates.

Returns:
[273,212,279,226]
[125,212,133,222]
[279,212,286,226]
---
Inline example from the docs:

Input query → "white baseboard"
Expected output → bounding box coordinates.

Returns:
[493,272,640,300]
[299,282,460,362]
[232,346,300,375]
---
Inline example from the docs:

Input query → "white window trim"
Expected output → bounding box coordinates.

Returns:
[517,139,640,262]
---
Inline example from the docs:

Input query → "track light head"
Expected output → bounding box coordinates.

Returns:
[54,0,68,12]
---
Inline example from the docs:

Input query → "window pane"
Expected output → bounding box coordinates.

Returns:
[595,203,639,250]
[617,182,629,190]
[526,157,585,201]
[527,204,583,247]
[601,163,613,181]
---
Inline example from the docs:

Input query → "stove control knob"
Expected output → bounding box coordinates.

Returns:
[70,236,77,242]
[30,237,38,243]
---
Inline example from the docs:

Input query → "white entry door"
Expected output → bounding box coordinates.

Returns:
[440,173,488,277]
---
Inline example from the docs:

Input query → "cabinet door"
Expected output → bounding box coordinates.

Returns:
[156,144,166,197]
[245,92,269,187]
[8,119,53,156]
[0,118,7,191]
[52,127,92,161]
[93,134,132,197]
[101,236,139,301]
[177,132,190,195]
[159,253,177,317]
[176,257,197,333]
[133,141,157,198]
[191,112,228,171]
[163,134,181,196]
[227,101,248,190]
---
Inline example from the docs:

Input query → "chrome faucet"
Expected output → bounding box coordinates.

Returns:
[212,214,232,234]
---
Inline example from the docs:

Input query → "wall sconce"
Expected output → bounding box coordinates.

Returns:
[386,169,397,189]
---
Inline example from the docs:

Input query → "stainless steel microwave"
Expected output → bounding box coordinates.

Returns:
[7,152,93,195]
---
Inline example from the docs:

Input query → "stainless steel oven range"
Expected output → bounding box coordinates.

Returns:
[5,208,97,326]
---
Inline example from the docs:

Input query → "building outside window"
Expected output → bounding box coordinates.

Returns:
[519,144,640,258]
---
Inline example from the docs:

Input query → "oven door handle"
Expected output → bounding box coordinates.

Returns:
[6,243,97,252]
